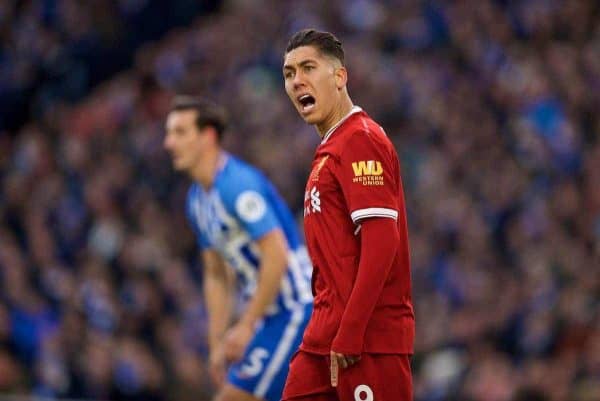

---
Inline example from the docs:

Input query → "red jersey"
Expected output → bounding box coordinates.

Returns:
[300,107,415,355]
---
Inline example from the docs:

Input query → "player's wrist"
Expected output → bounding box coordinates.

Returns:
[208,336,224,352]
[332,332,363,356]
[238,316,257,329]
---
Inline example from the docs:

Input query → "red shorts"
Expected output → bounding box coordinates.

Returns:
[282,351,412,401]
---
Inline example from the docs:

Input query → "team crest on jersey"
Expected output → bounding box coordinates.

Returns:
[351,160,384,186]
[310,155,329,182]
[235,191,267,222]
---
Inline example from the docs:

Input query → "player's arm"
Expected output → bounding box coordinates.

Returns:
[203,249,235,350]
[332,217,399,358]
[202,249,235,385]
[223,228,288,361]
[330,216,399,387]
[242,228,288,326]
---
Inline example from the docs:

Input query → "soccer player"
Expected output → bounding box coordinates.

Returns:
[281,29,415,401]
[163,96,313,401]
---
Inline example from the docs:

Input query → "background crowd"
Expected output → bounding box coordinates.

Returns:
[0,1,598,401]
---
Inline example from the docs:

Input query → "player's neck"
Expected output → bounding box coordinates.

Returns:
[190,148,221,189]
[316,96,354,138]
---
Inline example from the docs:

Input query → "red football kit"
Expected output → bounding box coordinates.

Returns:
[283,107,415,401]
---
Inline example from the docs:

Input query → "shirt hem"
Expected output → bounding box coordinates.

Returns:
[299,343,413,355]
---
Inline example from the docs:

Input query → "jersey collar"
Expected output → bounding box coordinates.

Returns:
[320,106,363,144]
[214,151,229,180]
[200,151,229,193]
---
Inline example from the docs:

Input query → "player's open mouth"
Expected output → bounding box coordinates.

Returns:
[298,94,316,113]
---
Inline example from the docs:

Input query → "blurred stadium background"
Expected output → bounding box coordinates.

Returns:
[1,1,599,400]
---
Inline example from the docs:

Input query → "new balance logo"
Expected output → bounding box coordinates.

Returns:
[311,186,321,212]
[351,160,383,176]
[304,186,321,216]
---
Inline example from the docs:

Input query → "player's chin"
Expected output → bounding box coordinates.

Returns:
[304,115,322,126]
[172,158,188,171]
[299,110,320,125]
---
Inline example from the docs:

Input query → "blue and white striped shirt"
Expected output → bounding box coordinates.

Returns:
[186,153,313,315]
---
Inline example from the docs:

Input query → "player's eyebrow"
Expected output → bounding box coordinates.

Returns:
[283,58,318,71]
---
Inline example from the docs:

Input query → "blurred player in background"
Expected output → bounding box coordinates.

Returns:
[164,96,313,401]
[281,29,415,401]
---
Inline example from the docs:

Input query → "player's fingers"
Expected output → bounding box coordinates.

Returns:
[213,371,224,387]
[339,354,348,369]
[223,346,232,360]
[330,352,339,387]
[209,356,222,376]
[216,372,225,386]
[223,337,238,358]
[224,345,242,362]
[347,355,360,366]
[209,364,224,386]
[223,334,247,362]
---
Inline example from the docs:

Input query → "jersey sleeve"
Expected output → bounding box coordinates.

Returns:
[186,186,212,250]
[336,128,399,223]
[220,168,281,240]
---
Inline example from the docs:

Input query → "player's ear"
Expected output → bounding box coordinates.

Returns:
[334,66,347,90]
[200,125,219,144]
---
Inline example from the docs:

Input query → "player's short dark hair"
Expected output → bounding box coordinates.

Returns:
[170,95,227,141]
[511,387,548,401]
[285,29,345,66]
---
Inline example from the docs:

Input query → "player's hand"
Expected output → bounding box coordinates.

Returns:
[330,350,361,387]
[223,322,254,362]
[208,343,226,387]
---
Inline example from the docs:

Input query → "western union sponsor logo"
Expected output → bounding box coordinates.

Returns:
[351,160,383,176]
[353,175,384,185]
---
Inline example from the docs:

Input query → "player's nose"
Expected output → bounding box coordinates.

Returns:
[163,133,174,150]
[292,71,305,89]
